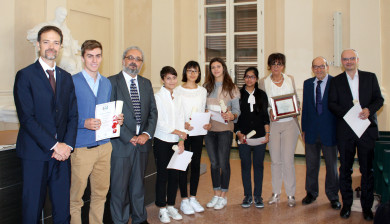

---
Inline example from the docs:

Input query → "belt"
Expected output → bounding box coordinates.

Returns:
[87,145,99,149]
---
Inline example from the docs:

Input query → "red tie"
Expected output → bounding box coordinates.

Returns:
[46,69,56,93]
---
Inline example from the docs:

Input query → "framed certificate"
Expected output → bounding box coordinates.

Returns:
[270,93,299,120]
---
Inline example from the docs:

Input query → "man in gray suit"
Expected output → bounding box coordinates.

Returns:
[109,46,158,224]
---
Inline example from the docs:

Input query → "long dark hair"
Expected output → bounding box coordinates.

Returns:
[204,57,236,98]
[241,67,264,113]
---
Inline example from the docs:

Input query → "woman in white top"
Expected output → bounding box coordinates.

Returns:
[259,53,300,207]
[174,61,209,215]
[154,66,187,223]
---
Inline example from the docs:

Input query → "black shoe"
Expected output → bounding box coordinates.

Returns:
[241,195,253,208]
[363,209,374,221]
[254,196,264,208]
[302,193,316,205]
[139,220,149,224]
[330,200,341,210]
[340,206,351,219]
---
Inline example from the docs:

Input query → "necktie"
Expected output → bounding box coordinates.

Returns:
[130,79,141,125]
[46,69,56,93]
[316,80,323,115]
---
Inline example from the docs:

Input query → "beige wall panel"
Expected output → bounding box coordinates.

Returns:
[0,0,15,95]
[14,0,46,71]
[67,10,111,76]
[123,0,152,80]
[380,0,390,130]
[68,0,113,18]
[264,0,284,77]
[175,0,199,81]
[312,0,349,77]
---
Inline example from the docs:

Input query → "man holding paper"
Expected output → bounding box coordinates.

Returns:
[328,49,384,220]
[71,40,123,224]
[109,46,157,224]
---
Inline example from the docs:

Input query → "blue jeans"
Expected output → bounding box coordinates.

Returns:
[204,131,233,192]
[238,143,266,197]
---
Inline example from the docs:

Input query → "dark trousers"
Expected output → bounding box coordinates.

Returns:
[204,131,233,192]
[305,137,339,201]
[153,138,180,207]
[338,132,375,210]
[179,135,204,198]
[110,149,148,224]
[238,143,266,197]
[22,158,70,224]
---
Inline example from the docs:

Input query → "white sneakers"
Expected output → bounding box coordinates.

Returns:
[214,197,227,210]
[206,196,227,210]
[180,199,195,215]
[206,196,219,208]
[167,206,183,220]
[180,197,205,215]
[159,208,170,223]
[190,197,205,212]
[159,206,183,223]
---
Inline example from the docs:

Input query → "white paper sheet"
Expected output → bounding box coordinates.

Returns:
[95,101,123,141]
[188,112,211,136]
[245,137,266,146]
[167,150,193,171]
[209,110,227,125]
[343,103,371,138]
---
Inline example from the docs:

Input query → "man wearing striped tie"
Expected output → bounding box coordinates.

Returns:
[109,46,158,224]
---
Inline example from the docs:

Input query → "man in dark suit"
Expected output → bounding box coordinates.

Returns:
[301,57,341,209]
[109,46,157,224]
[329,49,384,220]
[13,25,78,223]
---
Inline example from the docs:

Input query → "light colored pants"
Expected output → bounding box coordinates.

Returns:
[269,119,299,196]
[70,142,112,224]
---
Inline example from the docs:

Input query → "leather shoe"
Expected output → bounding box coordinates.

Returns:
[340,206,351,219]
[330,200,341,210]
[302,193,316,205]
[139,220,149,224]
[363,209,374,221]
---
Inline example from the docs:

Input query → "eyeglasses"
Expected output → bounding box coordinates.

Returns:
[187,69,199,74]
[312,65,326,69]
[271,62,283,67]
[244,75,257,80]
[124,55,143,62]
[341,57,356,62]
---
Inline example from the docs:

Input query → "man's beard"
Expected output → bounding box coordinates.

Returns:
[44,49,57,60]
[123,62,141,75]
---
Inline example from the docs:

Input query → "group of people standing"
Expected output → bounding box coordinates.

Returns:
[13,24,384,224]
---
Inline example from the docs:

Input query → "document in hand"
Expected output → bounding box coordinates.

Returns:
[167,150,193,171]
[343,103,370,138]
[188,112,211,136]
[209,110,228,125]
[95,100,123,141]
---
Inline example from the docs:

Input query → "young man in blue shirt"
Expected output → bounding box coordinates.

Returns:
[70,40,123,224]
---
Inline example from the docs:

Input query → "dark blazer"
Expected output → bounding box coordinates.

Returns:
[301,75,337,146]
[109,72,158,156]
[328,70,384,140]
[13,60,78,161]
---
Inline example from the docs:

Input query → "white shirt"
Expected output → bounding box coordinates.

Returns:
[174,85,207,122]
[154,86,186,143]
[39,57,56,80]
[267,73,295,122]
[346,71,359,103]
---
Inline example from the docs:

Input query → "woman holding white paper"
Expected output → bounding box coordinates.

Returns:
[259,53,300,207]
[174,61,209,215]
[153,66,187,223]
[203,57,240,210]
[235,67,270,209]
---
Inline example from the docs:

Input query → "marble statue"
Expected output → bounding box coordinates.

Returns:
[27,7,82,75]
